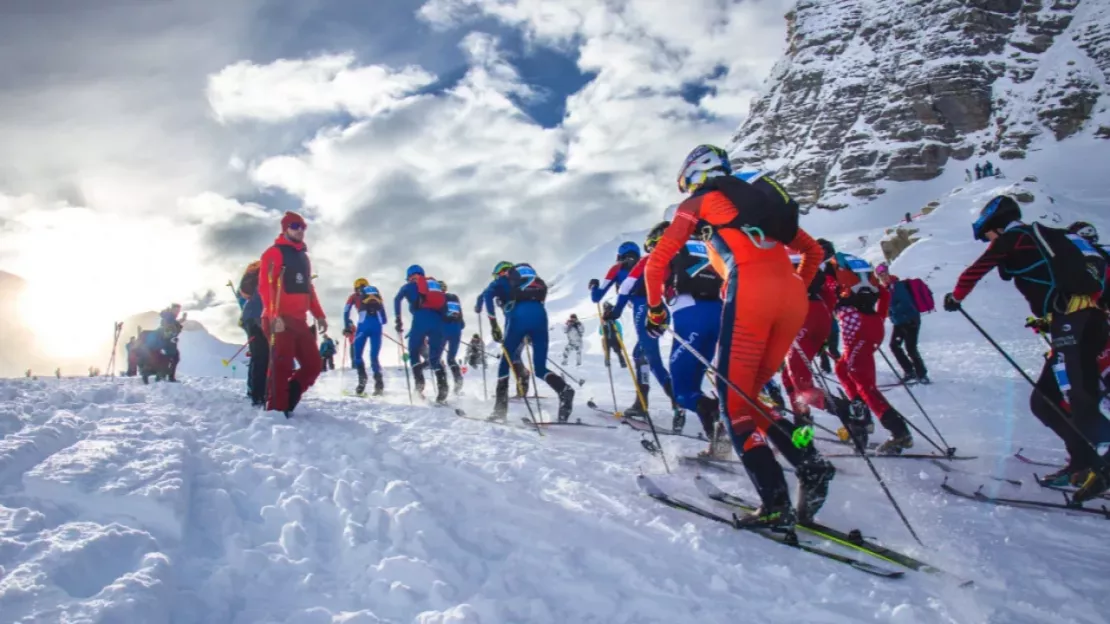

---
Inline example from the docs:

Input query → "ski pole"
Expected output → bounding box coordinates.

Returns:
[499,342,543,434]
[614,330,669,473]
[597,302,619,413]
[546,358,584,386]
[477,313,489,401]
[525,342,544,424]
[877,348,955,456]
[265,265,285,409]
[801,343,925,546]
[397,330,413,405]
[959,307,1110,474]
[222,338,252,366]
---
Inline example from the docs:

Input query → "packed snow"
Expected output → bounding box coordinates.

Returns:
[2,172,1109,623]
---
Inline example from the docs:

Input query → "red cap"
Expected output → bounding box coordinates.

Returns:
[281,211,306,231]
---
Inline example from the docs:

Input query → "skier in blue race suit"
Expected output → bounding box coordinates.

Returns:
[441,281,466,395]
[641,221,728,445]
[592,241,675,418]
[480,261,575,421]
[476,268,530,395]
[393,265,448,402]
[344,277,386,396]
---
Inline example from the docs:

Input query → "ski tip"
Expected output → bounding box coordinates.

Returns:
[454,408,467,417]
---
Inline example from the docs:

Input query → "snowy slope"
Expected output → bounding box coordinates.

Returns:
[3,179,1110,622]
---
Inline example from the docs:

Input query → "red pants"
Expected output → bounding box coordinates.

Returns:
[783,298,833,413]
[267,316,322,412]
[834,306,891,417]
[719,267,807,451]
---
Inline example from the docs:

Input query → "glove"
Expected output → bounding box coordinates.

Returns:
[272,316,286,334]
[489,317,503,343]
[1025,316,1050,334]
[943,293,961,312]
[342,325,354,337]
[588,279,600,291]
[394,319,404,333]
[317,318,328,334]
[645,304,669,339]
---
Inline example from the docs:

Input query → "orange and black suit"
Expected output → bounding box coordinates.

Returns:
[645,177,823,458]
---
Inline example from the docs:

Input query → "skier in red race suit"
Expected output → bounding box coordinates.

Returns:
[258,211,328,417]
[781,246,838,424]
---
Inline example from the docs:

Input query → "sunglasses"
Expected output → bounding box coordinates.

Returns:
[287,222,305,231]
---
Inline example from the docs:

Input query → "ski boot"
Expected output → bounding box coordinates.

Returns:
[355,364,368,396]
[412,363,426,398]
[794,454,836,524]
[1073,464,1110,504]
[372,372,384,397]
[1039,457,1080,486]
[735,445,796,529]
[284,380,303,419]
[876,408,914,456]
[545,372,574,423]
[836,398,874,449]
[450,363,464,396]
[434,369,449,405]
[697,422,733,461]
[488,378,510,422]
[671,408,686,434]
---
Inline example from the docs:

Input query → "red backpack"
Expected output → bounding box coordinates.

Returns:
[905,278,935,313]
[415,275,447,311]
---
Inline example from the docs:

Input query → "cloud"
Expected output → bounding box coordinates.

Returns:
[207,53,438,122]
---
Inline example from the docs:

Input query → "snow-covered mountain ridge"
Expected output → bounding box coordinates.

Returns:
[730,0,1110,209]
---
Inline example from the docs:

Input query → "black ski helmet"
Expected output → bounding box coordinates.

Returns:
[1068,221,1099,245]
[816,238,835,261]
[973,195,1021,242]
[644,221,670,253]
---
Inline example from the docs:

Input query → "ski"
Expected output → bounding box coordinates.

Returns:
[815,435,879,450]
[1013,448,1060,468]
[1033,474,1110,502]
[693,476,959,579]
[636,475,904,579]
[622,418,707,440]
[825,452,977,461]
[587,400,622,418]
[679,455,744,475]
[929,459,1022,487]
[512,396,552,400]
[534,419,618,429]
[940,478,1110,519]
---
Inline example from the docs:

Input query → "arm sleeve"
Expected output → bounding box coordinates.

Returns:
[612,260,648,317]
[258,247,281,320]
[646,202,699,307]
[343,296,355,327]
[788,228,823,289]
[953,235,1014,301]
[877,284,892,319]
[394,284,408,320]
[379,305,388,325]
[591,265,621,303]
[482,282,497,318]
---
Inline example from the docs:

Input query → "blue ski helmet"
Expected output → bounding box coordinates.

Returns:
[617,241,640,264]
[406,264,425,278]
[972,196,1021,242]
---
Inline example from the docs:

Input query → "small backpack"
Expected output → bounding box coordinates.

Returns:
[1026,223,1107,297]
[240,261,261,298]
[507,263,548,303]
[905,278,935,313]
[416,275,447,311]
[444,293,463,322]
[700,173,800,245]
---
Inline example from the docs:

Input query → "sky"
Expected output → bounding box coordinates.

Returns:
[0,0,794,359]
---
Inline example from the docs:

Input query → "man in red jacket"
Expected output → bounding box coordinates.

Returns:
[258,211,328,417]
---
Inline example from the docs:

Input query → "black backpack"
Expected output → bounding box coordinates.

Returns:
[700,173,799,245]
[506,263,548,303]
[1024,222,1107,297]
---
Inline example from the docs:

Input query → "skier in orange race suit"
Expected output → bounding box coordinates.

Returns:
[643,145,836,525]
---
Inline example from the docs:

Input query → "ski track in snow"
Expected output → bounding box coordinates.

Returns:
[2,176,1110,623]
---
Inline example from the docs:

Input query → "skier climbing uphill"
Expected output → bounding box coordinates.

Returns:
[781,246,838,426]
[643,144,835,525]
[441,281,466,395]
[343,278,386,396]
[827,249,914,454]
[394,265,449,403]
[258,211,328,417]
[480,261,575,422]
[945,196,1110,502]
[642,220,727,443]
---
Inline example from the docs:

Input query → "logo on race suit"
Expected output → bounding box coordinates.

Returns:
[295,272,305,284]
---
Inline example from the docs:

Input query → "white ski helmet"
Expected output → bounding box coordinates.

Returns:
[677,144,731,194]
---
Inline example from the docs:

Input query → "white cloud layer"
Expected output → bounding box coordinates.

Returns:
[207,53,438,122]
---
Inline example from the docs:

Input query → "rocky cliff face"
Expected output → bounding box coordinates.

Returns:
[730,0,1110,209]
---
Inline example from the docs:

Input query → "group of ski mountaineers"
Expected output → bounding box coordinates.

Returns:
[206,143,1110,528]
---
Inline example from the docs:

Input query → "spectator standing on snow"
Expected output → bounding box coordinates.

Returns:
[319,334,337,371]
[562,314,585,366]
[875,264,930,384]
[974,163,982,179]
